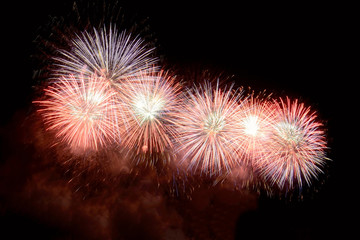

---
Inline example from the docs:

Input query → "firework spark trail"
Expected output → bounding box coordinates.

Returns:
[120,69,182,155]
[234,93,277,165]
[35,74,122,152]
[175,81,244,175]
[54,26,156,85]
[256,97,328,190]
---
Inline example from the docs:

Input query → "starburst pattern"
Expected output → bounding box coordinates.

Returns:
[256,97,328,190]
[120,69,182,154]
[35,74,121,152]
[54,26,156,86]
[175,82,243,175]
[235,94,277,164]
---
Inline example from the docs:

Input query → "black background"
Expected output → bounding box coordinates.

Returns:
[1,0,350,239]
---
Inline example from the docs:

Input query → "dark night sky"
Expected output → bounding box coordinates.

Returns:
[1,0,351,239]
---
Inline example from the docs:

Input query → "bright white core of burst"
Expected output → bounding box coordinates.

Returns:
[275,121,303,144]
[133,94,165,122]
[204,112,225,134]
[244,115,259,136]
[71,92,104,122]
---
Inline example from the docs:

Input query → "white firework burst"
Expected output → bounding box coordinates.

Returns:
[54,26,157,85]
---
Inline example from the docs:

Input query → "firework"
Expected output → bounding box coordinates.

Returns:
[35,74,122,152]
[175,81,243,175]
[54,26,156,85]
[256,97,328,190]
[120,69,182,155]
[234,93,277,164]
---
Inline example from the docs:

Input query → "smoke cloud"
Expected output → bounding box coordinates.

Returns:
[0,109,258,239]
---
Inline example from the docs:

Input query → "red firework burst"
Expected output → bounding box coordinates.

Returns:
[175,81,243,175]
[234,93,277,164]
[35,74,122,152]
[256,97,328,190]
[119,69,182,155]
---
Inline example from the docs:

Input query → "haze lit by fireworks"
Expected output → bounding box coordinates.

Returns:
[256,98,328,190]
[175,82,243,175]
[120,70,182,155]
[54,26,156,86]
[35,74,121,152]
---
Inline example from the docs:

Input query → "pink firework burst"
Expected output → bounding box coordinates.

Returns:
[35,74,122,152]
[235,93,277,164]
[175,82,243,175]
[120,69,182,155]
[257,97,328,190]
